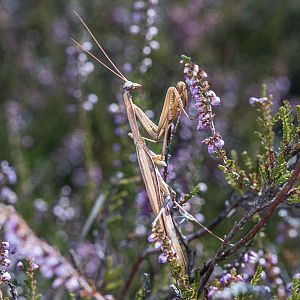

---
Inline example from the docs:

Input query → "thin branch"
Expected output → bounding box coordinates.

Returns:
[197,157,300,295]
[223,157,300,258]
[120,248,159,300]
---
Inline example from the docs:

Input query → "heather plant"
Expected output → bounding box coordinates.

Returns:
[1,1,300,300]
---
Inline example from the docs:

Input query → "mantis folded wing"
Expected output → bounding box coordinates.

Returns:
[123,85,186,271]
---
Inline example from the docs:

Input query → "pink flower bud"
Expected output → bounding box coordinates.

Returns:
[211,96,221,106]
[31,262,39,271]
[0,250,9,257]
[1,258,11,267]
[249,97,258,106]
[154,240,163,249]
[208,144,215,154]
[65,276,80,291]
[148,233,156,243]
[1,242,9,250]
[158,253,168,264]
[0,272,11,282]
[17,261,24,271]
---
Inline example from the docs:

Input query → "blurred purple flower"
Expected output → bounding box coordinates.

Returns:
[158,252,168,264]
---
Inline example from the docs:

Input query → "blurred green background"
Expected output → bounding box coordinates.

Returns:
[0,0,300,298]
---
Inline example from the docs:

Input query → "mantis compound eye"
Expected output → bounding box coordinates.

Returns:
[123,81,134,90]
[123,81,142,91]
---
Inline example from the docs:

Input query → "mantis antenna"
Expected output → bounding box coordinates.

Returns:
[70,38,126,81]
[72,11,128,82]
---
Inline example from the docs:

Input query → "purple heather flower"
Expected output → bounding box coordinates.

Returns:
[185,78,196,86]
[215,138,224,148]
[154,240,163,249]
[1,161,17,185]
[184,66,190,74]
[197,114,210,130]
[158,252,168,264]
[197,121,207,131]
[207,286,218,298]
[259,97,268,104]
[211,96,221,105]
[206,90,215,97]
[268,253,278,265]
[17,261,24,271]
[65,276,80,291]
[1,258,11,267]
[0,272,11,282]
[294,273,300,280]
[220,273,232,285]
[248,250,259,263]
[1,208,100,294]
[182,58,225,155]
[0,187,17,204]
[249,97,259,106]
[236,274,245,282]
[271,266,281,276]
[191,87,199,95]
[192,64,200,75]
[31,262,39,271]
[148,233,156,243]
[208,144,215,154]
[207,90,221,105]
[1,241,9,250]
[259,257,267,266]
[52,277,65,289]
[1,250,9,258]
[249,96,269,106]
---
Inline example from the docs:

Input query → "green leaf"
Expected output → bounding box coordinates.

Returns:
[135,273,151,300]
[288,277,300,300]
[279,101,295,146]
[180,54,191,63]
[250,265,262,286]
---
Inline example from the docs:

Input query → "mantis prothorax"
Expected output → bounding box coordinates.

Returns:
[72,11,225,273]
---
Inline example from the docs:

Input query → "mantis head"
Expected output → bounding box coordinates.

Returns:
[123,81,142,91]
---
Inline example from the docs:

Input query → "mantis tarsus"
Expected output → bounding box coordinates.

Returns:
[72,11,225,273]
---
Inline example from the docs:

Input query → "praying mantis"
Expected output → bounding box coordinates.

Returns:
[72,12,225,273]
[72,12,187,271]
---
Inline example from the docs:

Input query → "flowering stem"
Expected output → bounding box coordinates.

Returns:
[197,157,300,295]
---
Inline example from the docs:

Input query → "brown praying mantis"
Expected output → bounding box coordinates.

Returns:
[72,12,225,273]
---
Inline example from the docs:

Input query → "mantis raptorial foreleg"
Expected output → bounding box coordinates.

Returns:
[133,86,186,139]
[132,84,188,163]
